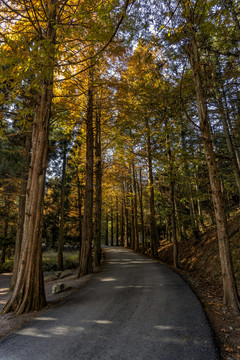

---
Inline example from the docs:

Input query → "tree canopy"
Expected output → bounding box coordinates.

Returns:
[0,0,240,313]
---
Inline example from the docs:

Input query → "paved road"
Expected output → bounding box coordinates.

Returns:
[0,247,218,360]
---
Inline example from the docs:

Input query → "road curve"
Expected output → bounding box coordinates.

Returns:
[0,247,218,360]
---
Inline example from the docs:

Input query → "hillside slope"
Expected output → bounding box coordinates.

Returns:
[157,211,240,359]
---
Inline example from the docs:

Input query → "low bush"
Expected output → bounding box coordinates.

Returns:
[0,250,79,273]
[42,250,79,272]
[0,259,14,273]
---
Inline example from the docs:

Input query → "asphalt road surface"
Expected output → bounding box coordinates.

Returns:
[0,247,218,360]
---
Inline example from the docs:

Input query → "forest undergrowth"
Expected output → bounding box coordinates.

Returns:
[156,211,240,360]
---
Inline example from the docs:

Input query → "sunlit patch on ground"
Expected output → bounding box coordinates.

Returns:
[34,317,57,321]
[91,320,113,325]
[99,277,117,282]
[0,288,8,295]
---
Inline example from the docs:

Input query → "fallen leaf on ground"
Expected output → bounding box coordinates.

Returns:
[221,328,228,333]
[224,345,234,353]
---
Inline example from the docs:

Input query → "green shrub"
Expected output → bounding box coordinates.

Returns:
[42,250,79,272]
[0,250,79,273]
[0,259,14,273]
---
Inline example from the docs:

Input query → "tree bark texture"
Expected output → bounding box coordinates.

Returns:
[124,192,129,248]
[168,148,178,269]
[77,175,83,261]
[94,106,102,267]
[3,3,56,313]
[132,164,139,251]
[1,198,9,264]
[130,179,135,250]
[116,197,119,246]
[138,169,146,250]
[120,199,124,246]
[145,118,158,258]
[174,202,180,260]
[105,213,109,246]
[194,171,204,228]
[78,75,94,277]
[181,129,199,237]
[11,135,31,289]
[57,142,67,271]
[3,81,52,313]
[0,207,9,264]
[222,88,240,171]
[111,205,114,246]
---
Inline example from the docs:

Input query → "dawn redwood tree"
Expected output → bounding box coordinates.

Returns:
[78,72,94,277]
[0,48,35,288]
[130,174,135,250]
[150,0,240,311]
[93,99,102,267]
[11,134,31,289]
[132,163,139,251]
[138,169,146,250]
[77,173,84,256]
[105,213,109,246]
[212,66,240,197]
[3,0,57,313]
[124,186,129,248]
[57,141,68,271]
[167,140,178,268]
[116,197,119,246]
[187,32,240,311]
[178,0,240,310]
[145,117,158,258]
[111,204,114,246]
[0,194,10,265]
[113,43,164,256]
[1,0,132,312]
[120,199,124,246]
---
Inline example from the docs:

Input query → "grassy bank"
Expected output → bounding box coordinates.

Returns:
[0,250,79,274]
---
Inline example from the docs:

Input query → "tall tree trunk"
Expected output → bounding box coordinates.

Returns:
[116,197,119,246]
[138,169,146,250]
[132,164,139,251]
[105,213,109,246]
[177,201,188,241]
[166,220,171,243]
[145,118,158,258]
[11,134,31,289]
[77,174,83,262]
[111,204,114,246]
[194,171,204,228]
[188,34,240,311]
[130,178,135,250]
[1,197,9,264]
[124,191,129,248]
[168,148,178,268]
[120,198,124,247]
[181,129,199,237]
[78,73,94,277]
[94,105,102,267]
[3,3,56,313]
[57,141,67,271]
[222,88,240,170]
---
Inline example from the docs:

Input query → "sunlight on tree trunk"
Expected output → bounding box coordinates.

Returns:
[78,74,94,278]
